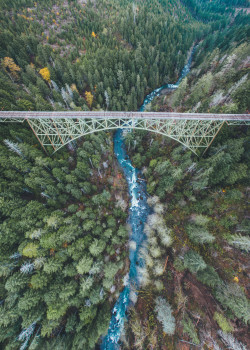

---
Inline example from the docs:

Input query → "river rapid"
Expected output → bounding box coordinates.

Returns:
[101,44,197,350]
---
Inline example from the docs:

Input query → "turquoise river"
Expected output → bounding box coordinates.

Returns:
[101,44,198,350]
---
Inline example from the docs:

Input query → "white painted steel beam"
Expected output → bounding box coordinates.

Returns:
[0,112,249,155]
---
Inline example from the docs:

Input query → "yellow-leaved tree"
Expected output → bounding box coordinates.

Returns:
[85,91,94,108]
[39,67,51,82]
[71,83,78,93]
[2,57,21,81]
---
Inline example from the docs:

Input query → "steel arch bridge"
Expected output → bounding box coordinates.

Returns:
[0,111,249,155]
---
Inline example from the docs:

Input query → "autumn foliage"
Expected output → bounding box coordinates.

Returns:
[2,57,21,80]
[39,67,51,82]
[85,91,94,107]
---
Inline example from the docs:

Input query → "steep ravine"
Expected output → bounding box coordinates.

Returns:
[101,44,198,349]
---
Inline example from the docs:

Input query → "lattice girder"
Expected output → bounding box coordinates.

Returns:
[0,118,24,123]
[1,111,248,155]
[25,118,226,155]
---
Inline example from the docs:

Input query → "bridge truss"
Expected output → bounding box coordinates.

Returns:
[0,112,249,155]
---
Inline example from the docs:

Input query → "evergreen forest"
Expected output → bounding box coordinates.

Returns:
[0,0,249,349]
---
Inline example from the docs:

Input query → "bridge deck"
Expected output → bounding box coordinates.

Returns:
[0,111,249,121]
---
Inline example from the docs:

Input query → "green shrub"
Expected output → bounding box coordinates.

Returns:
[173,257,186,272]
[76,255,93,274]
[154,297,176,335]
[213,312,233,333]
[196,265,221,287]
[191,214,210,226]
[68,204,79,213]
[186,224,215,244]
[220,216,238,229]
[214,282,250,324]
[228,234,250,253]
[183,250,207,274]
[225,189,243,201]
[182,315,200,345]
